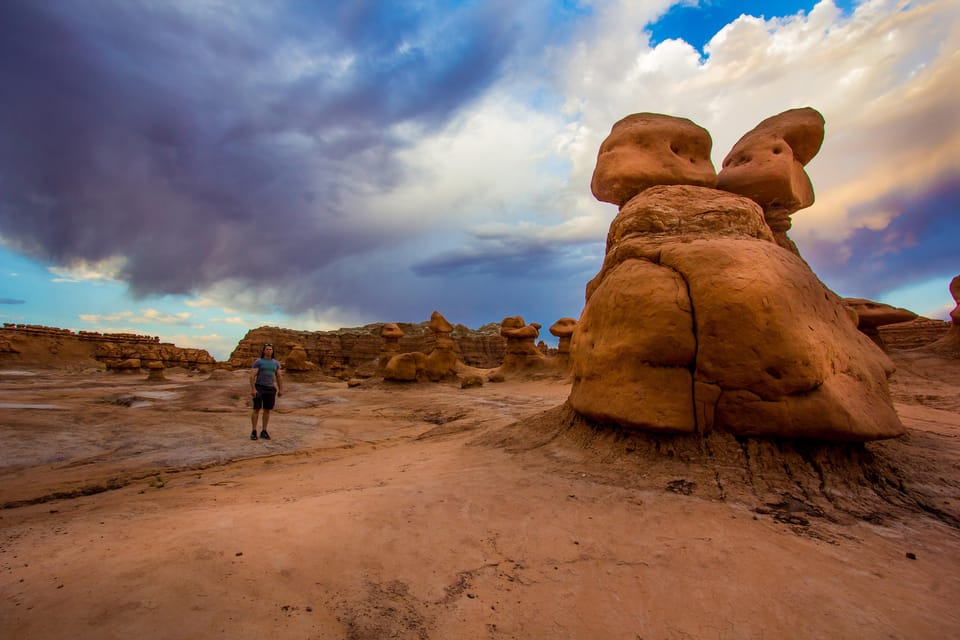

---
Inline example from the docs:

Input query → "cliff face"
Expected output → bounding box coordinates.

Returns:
[0,324,216,370]
[878,317,951,350]
[228,322,506,376]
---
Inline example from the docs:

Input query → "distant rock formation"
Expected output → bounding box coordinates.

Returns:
[498,316,547,370]
[878,317,951,350]
[378,323,404,373]
[716,108,825,256]
[569,110,904,442]
[145,360,166,382]
[424,311,458,382]
[383,352,427,382]
[282,342,318,372]
[229,320,506,379]
[381,311,476,383]
[0,323,215,370]
[843,298,917,349]
[549,318,577,355]
[922,275,960,358]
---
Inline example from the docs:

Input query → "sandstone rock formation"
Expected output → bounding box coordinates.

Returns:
[383,352,427,382]
[878,317,950,350]
[229,321,505,379]
[549,318,578,355]
[379,323,404,373]
[145,361,166,382]
[0,324,215,370]
[591,113,716,208]
[380,312,472,383]
[282,342,318,373]
[424,311,458,382]
[843,298,917,348]
[923,275,960,357]
[570,179,904,441]
[716,107,825,255]
[499,316,547,370]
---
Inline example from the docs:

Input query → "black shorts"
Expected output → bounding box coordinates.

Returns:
[252,384,277,411]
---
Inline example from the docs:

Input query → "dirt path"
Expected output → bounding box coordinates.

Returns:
[1,354,959,639]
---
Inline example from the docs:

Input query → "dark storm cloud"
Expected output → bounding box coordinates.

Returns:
[802,172,960,299]
[0,1,521,301]
[412,240,563,278]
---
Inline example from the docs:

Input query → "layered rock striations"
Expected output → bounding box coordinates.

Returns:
[229,319,506,379]
[878,317,951,350]
[570,109,904,442]
[843,298,917,349]
[0,323,215,370]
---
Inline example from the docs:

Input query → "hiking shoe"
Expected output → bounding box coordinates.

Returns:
[250,430,258,440]
[260,430,271,440]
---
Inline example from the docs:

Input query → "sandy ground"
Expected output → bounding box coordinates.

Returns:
[1,352,959,639]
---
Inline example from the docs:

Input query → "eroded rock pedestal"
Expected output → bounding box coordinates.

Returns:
[569,184,904,441]
[924,275,960,358]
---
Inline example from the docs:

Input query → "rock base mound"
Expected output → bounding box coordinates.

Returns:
[476,403,960,531]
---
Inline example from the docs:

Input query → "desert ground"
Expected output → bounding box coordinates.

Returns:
[1,349,959,639]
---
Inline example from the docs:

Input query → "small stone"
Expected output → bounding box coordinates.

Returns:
[905,552,917,560]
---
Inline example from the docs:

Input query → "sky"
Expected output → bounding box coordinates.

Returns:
[1,0,958,361]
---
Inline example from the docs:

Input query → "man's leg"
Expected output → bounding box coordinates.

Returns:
[260,409,272,439]
[251,409,260,439]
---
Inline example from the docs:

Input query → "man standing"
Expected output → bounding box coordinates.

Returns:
[250,343,283,440]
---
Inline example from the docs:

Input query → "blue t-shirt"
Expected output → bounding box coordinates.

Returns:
[253,357,281,389]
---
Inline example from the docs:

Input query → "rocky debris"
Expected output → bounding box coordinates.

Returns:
[570,178,904,441]
[591,113,717,207]
[460,375,484,389]
[921,275,960,358]
[716,107,825,255]
[843,298,917,348]
[228,321,506,379]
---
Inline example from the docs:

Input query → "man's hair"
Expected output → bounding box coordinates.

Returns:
[260,343,276,358]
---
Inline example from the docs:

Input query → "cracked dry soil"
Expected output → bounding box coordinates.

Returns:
[1,348,959,639]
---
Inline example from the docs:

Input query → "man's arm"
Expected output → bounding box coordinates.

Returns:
[275,366,283,395]
[250,365,258,396]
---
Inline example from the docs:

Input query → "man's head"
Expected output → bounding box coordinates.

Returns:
[261,343,274,358]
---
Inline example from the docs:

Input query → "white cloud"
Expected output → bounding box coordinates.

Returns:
[78,308,192,325]
[552,0,960,246]
[49,256,127,283]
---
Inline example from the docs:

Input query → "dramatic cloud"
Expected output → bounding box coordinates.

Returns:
[801,171,960,298]
[1,0,957,335]
[0,1,532,302]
